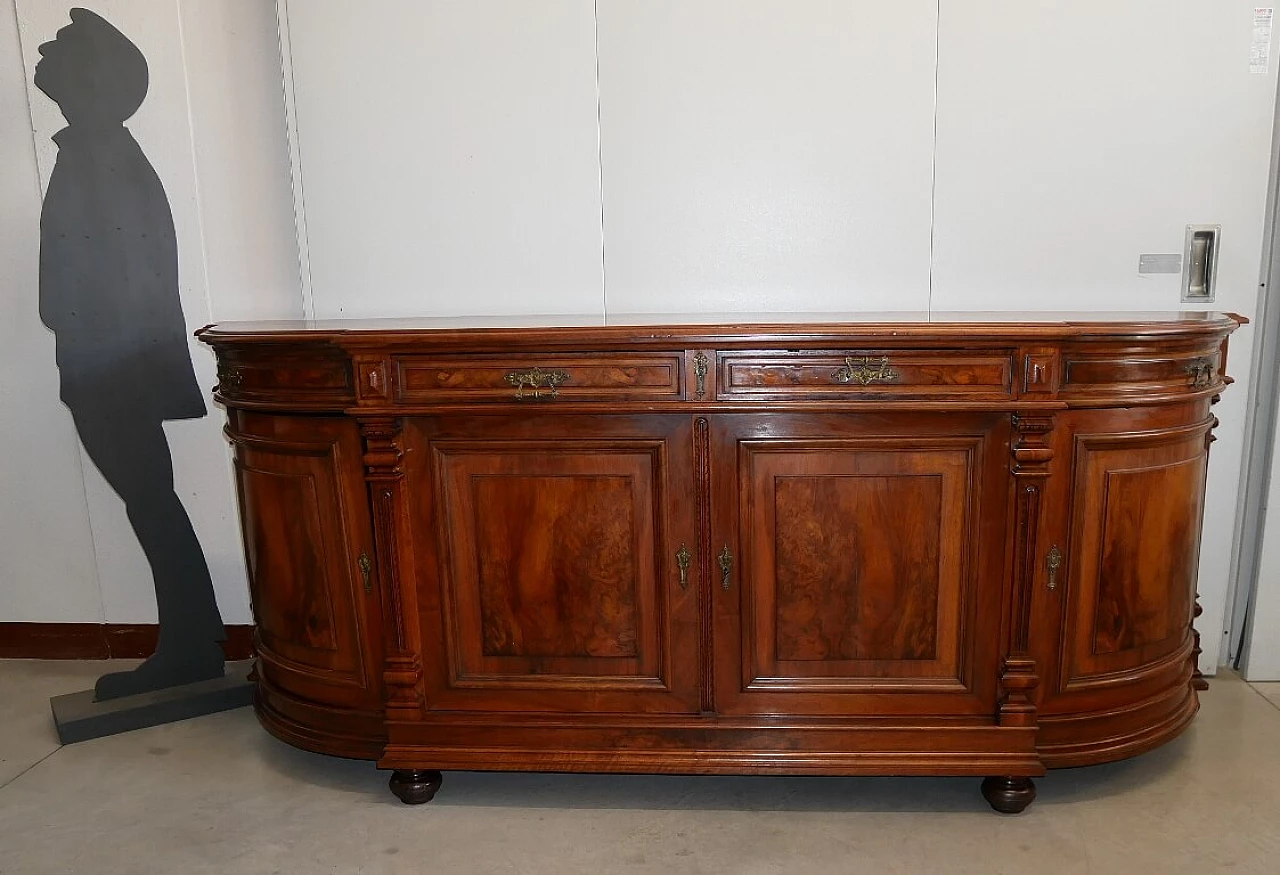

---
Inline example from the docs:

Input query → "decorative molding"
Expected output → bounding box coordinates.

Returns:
[358,417,424,717]
[1021,351,1059,393]
[356,358,390,401]
[1000,413,1056,728]
[1011,483,1043,655]
[360,417,404,479]
[695,416,714,713]
[360,417,407,649]
[0,624,255,661]
[384,654,425,709]
[1195,409,1224,686]
[1191,599,1209,691]
[373,487,406,651]
[1010,414,1055,469]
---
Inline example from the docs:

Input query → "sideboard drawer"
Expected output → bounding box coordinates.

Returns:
[1061,349,1224,397]
[215,346,355,407]
[718,350,1014,400]
[394,354,685,403]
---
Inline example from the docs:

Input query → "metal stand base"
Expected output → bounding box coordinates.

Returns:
[50,660,254,744]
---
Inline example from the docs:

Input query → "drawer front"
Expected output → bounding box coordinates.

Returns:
[1061,349,1223,397]
[718,350,1013,400]
[216,346,354,407]
[395,354,684,403]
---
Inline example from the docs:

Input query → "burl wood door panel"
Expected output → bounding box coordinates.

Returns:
[1058,419,1212,694]
[406,415,699,713]
[714,414,1008,717]
[228,412,381,708]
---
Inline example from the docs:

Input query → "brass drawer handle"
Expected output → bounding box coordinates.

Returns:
[676,544,691,590]
[1186,358,1214,389]
[358,553,373,594]
[217,366,244,389]
[1046,545,1062,591]
[832,356,898,386]
[505,367,570,400]
[719,545,733,590]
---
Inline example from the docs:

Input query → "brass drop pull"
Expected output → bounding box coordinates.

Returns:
[358,553,373,594]
[505,367,570,400]
[719,545,733,590]
[1046,545,1062,591]
[831,356,898,386]
[675,544,692,590]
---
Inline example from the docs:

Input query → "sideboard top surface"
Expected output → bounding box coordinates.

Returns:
[198,311,1242,345]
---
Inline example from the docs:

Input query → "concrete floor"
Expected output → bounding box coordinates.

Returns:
[1,661,1279,875]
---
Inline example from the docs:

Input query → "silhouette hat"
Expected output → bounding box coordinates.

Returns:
[35,7,148,125]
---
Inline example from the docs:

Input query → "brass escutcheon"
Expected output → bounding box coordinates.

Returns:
[693,351,710,399]
[676,544,692,590]
[358,553,373,594]
[1046,545,1062,591]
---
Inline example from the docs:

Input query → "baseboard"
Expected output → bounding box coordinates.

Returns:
[0,623,255,660]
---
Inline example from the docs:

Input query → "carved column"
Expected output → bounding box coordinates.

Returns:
[694,416,714,713]
[1000,414,1055,727]
[360,416,424,721]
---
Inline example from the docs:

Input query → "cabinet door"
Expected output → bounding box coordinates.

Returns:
[229,411,382,710]
[713,413,1009,717]
[1055,419,1210,697]
[406,414,700,714]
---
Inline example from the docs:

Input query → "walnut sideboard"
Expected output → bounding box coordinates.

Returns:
[197,312,1240,813]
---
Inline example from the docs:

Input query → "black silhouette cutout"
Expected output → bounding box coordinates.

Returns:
[36,8,226,701]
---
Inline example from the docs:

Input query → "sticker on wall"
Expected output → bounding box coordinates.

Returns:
[35,8,228,703]
[1138,254,1183,275]
[1252,7,1274,73]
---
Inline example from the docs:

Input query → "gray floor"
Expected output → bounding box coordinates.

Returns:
[2,661,1279,875]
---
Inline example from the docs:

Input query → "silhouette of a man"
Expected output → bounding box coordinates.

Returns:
[36,8,226,700]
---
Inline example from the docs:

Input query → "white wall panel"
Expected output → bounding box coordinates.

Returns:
[933,1,1276,314]
[0,0,101,623]
[1247,421,1280,678]
[283,0,604,318]
[179,0,303,322]
[932,1,1280,670]
[174,0,306,626]
[596,0,938,313]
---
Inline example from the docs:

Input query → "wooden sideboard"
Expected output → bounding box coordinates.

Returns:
[197,312,1240,813]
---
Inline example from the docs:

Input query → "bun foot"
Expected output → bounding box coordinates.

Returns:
[981,776,1036,814]
[389,769,442,805]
